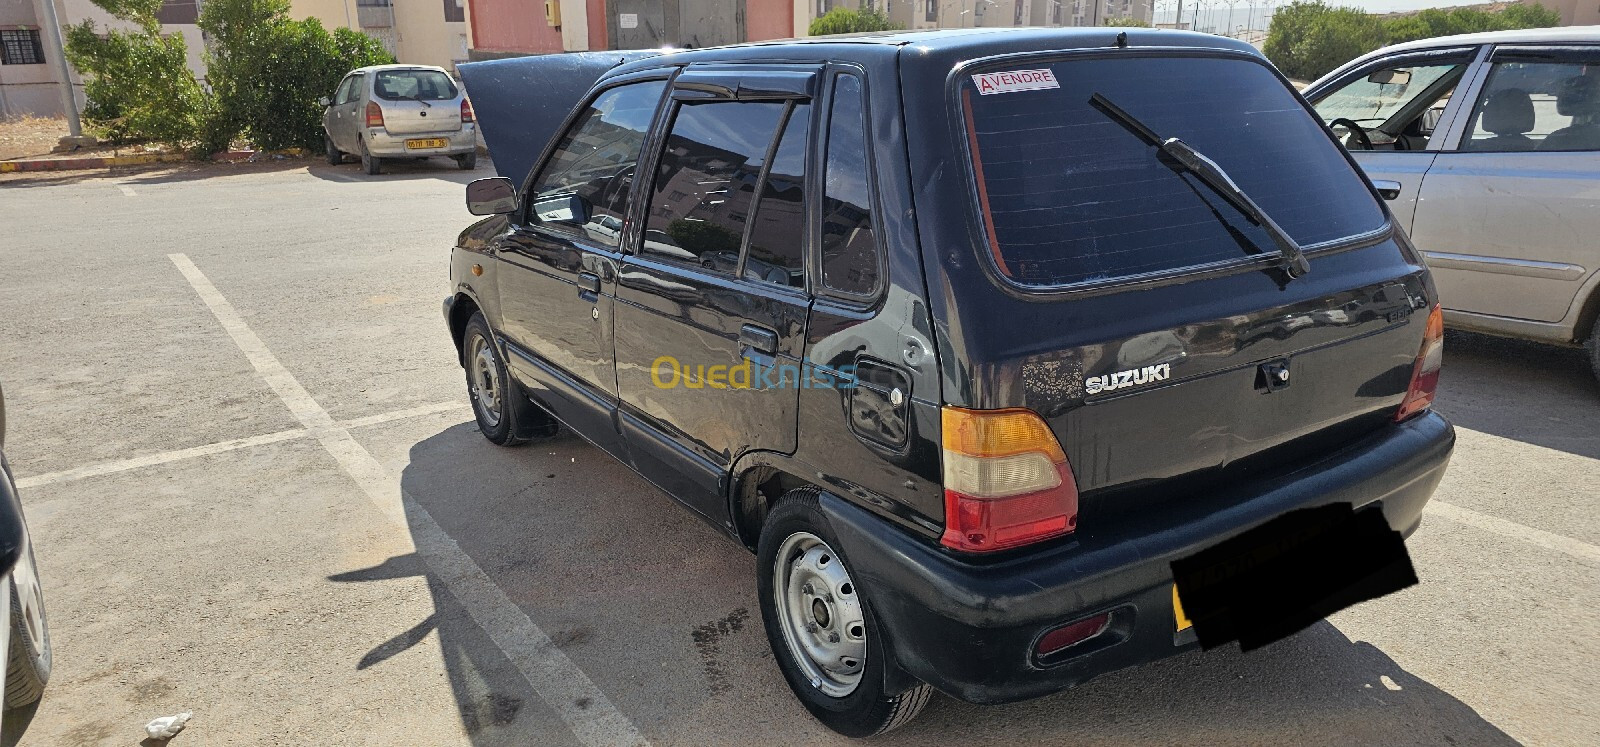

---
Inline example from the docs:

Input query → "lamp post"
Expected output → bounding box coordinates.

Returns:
[33,0,87,143]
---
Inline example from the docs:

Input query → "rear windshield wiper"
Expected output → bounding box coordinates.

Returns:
[1088,93,1311,279]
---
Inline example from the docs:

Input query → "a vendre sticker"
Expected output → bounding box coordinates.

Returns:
[972,69,1060,95]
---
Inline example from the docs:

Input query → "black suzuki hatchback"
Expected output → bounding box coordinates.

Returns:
[447,28,1455,737]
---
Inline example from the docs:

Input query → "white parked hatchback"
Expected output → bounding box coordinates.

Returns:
[1305,27,1600,379]
[320,64,478,176]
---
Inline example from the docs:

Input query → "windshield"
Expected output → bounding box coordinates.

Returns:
[374,69,459,101]
[961,55,1386,288]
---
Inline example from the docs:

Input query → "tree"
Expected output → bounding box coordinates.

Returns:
[1264,1,1560,81]
[809,7,902,36]
[199,0,393,153]
[62,0,206,145]
[1104,17,1152,27]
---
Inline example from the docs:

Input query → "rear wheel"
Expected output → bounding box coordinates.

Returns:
[5,545,50,710]
[455,151,478,171]
[462,313,556,446]
[360,141,381,175]
[757,490,932,737]
[1586,315,1600,383]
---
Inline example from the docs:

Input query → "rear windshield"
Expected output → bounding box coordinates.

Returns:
[374,69,459,101]
[961,54,1386,288]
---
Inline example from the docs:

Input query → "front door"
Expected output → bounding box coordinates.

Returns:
[1307,47,1480,231]
[1409,45,1600,324]
[494,78,669,452]
[613,73,815,520]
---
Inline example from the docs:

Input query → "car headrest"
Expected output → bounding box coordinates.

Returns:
[1481,88,1535,135]
[1556,74,1600,118]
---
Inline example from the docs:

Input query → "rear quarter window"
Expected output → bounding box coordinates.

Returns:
[960,54,1387,288]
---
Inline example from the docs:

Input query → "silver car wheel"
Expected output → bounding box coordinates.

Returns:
[467,334,502,428]
[773,531,866,698]
[12,542,46,664]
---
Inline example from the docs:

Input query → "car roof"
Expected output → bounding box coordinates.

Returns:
[349,64,452,74]
[1346,25,1600,63]
[611,27,1259,75]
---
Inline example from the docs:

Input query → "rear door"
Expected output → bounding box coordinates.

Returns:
[494,76,670,453]
[1408,44,1600,325]
[937,51,1430,517]
[329,73,364,152]
[612,67,817,520]
[1307,47,1483,230]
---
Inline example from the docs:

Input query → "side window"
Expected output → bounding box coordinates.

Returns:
[743,103,810,288]
[1462,56,1600,152]
[336,76,361,105]
[642,100,790,272]
[528,80,668,248]
[1311,58,1469,151]
[820,74,880,296]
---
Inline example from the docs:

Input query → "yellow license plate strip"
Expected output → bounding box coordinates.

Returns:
[406,138,449,149]
[1173,585,1193,631]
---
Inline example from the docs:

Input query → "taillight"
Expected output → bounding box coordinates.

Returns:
[365,101,384,128]
[940,407,1078,553]
[1396,304,1444,422]
[460,98,475,123]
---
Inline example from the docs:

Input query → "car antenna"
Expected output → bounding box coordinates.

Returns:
[1115,31,1128,48]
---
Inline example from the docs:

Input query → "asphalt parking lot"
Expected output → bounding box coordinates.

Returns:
[1,160,1596,746]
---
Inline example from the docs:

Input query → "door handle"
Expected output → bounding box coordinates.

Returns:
[577,272,601,294]
[1371,179,1402,200]
[740,324,778,357]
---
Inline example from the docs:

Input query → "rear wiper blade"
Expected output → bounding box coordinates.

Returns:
[1088,93,1311,279]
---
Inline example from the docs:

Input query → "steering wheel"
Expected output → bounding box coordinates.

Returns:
[1329,118,1374,150]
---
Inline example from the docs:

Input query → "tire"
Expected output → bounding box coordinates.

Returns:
[324,134,343,166]
[1586,315,1600,384]
[455,151,478,170]
[360,141,381,175]
[757,489,933,737]
[462,313,557,446]
[5,546,50,710]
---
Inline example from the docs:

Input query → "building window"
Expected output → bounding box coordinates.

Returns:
[444,0,465,23]
[1,29,45,66]
[155,0,199,25]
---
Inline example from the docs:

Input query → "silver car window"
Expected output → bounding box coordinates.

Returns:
[1461,50,1600,152]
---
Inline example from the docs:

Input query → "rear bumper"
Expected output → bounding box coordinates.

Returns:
[365,125,477,157]
[821,411,1454,705]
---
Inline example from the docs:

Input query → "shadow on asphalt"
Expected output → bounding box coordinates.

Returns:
[321,421,1523,745]
[305,159,493,184]
[1434,330,1599,459]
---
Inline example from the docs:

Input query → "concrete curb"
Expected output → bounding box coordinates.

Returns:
[0,152,188,174]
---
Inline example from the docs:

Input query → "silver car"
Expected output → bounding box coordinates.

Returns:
[1305,27,1600,379]
[320,64,479,176]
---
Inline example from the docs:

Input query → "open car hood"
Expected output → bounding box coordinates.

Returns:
[459,51,665,189]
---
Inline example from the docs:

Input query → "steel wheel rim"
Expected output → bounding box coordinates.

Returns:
[773,531,866,698]
[13,543,47,661]
[468,333,502,428]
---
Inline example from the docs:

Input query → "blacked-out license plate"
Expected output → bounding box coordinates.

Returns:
[1170,503,1417,652]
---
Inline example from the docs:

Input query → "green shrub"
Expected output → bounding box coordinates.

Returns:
[200,0,394,153]
[62,9,206,145]
[1265,1,1562,81]
[1103,17,1152,28]
[808,7,901,36]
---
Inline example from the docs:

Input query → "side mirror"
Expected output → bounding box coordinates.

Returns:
[466,177,517,216]
[1420,107,1443,134]
[318,96,332,107]
[531,192,589,225]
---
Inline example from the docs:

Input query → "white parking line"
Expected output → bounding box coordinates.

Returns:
[1427,500,1600,565]
[168,253,650,747]
[115,183,137,197]
[14,401,469,490]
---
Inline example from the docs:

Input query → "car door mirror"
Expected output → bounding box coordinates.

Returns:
[531,193,589,225]
[318,96,332,107]
[1420,107,1443,134]
[466,177,518,215]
